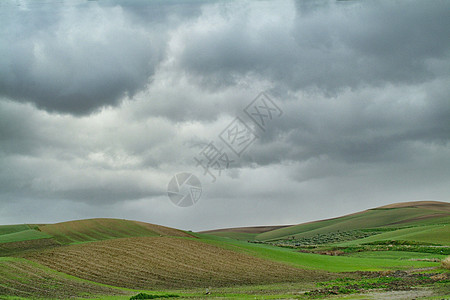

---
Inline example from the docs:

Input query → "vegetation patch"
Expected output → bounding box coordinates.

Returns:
[38,218,193,245]
[130,293,179,299]
[266,229,385,246]
[0,229,52,244]
[305,271,449,298]
[441,256,450,270]
[345,243,450,255]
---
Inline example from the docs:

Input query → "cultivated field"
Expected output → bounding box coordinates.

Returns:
[24,236,332,289]
[0,257,125,299]
[0,201,449,299]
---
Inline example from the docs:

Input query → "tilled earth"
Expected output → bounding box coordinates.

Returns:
[0,258,127,299]
[24,236,336,289]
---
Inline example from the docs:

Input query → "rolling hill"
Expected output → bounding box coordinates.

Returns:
[0,201,449,299]
[38,218,193,244]
[201,225,290,241]
[0,218,194,256]
[24,236,329,289]
[205,201,450,246]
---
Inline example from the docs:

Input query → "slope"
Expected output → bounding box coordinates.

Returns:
[0,257,125,299]
[201,225,290,241]
[0,218,194,256]
[193,233,442,272]
[38,218,193,244]
[24,236,330,289]
[255,201,450,242]
[337,224,450,246]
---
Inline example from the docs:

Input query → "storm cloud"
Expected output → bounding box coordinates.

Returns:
[0,0,449,230]
[0,1,168,114]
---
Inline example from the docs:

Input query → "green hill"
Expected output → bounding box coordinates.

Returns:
[336,224,449,246]
[0,218,194,255]
[254,201,450,244]
[200,225,289,241]
[202,201,450,246]
[0,202,449,299]
[38,218,193,244]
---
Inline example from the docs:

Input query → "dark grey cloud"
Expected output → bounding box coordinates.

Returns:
[0,0,449,230]
[0,1,175,114]
[177,1,450,93]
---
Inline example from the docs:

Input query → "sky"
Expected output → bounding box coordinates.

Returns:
[0,0,449,231]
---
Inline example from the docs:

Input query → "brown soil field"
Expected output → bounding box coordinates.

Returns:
[25,236,334,289]
[0,258,125,299]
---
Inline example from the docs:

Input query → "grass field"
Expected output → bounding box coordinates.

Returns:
[343,250,447,260]
[0,229,52,244]
[199,231,258,241]
[38,218,193,244]
[193,233,443,272]
[336,224,450,246]
[0,224,34,236]
[255,205,450,241]
[0,201,449,299]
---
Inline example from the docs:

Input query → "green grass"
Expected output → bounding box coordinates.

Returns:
[0,224,33,236]
[344,250,447,260]
[205,231,258,241]
[336,224,450,246]
[193,234,441,272]
[39,219,161,244]
[396,215,450,227]
[129,293,179,299]
[256,207,449,241]
[0,229,52,243]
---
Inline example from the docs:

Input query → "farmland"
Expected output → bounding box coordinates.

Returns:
[0,201,449,299]
[0,257,125,299]
[24,236,332,289]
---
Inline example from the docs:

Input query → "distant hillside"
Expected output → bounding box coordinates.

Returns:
[378,201,450,211]
[0,218,194,255]
[0,203,448,298]
[203,201,450,245]
[200,225,290,241]
[38,218,193,244]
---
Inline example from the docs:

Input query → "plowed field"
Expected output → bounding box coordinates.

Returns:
[0,257,125,299]
[25,236,330,289]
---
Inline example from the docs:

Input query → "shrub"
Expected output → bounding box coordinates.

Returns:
[129,293,179,299]
[441,256,450,270]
